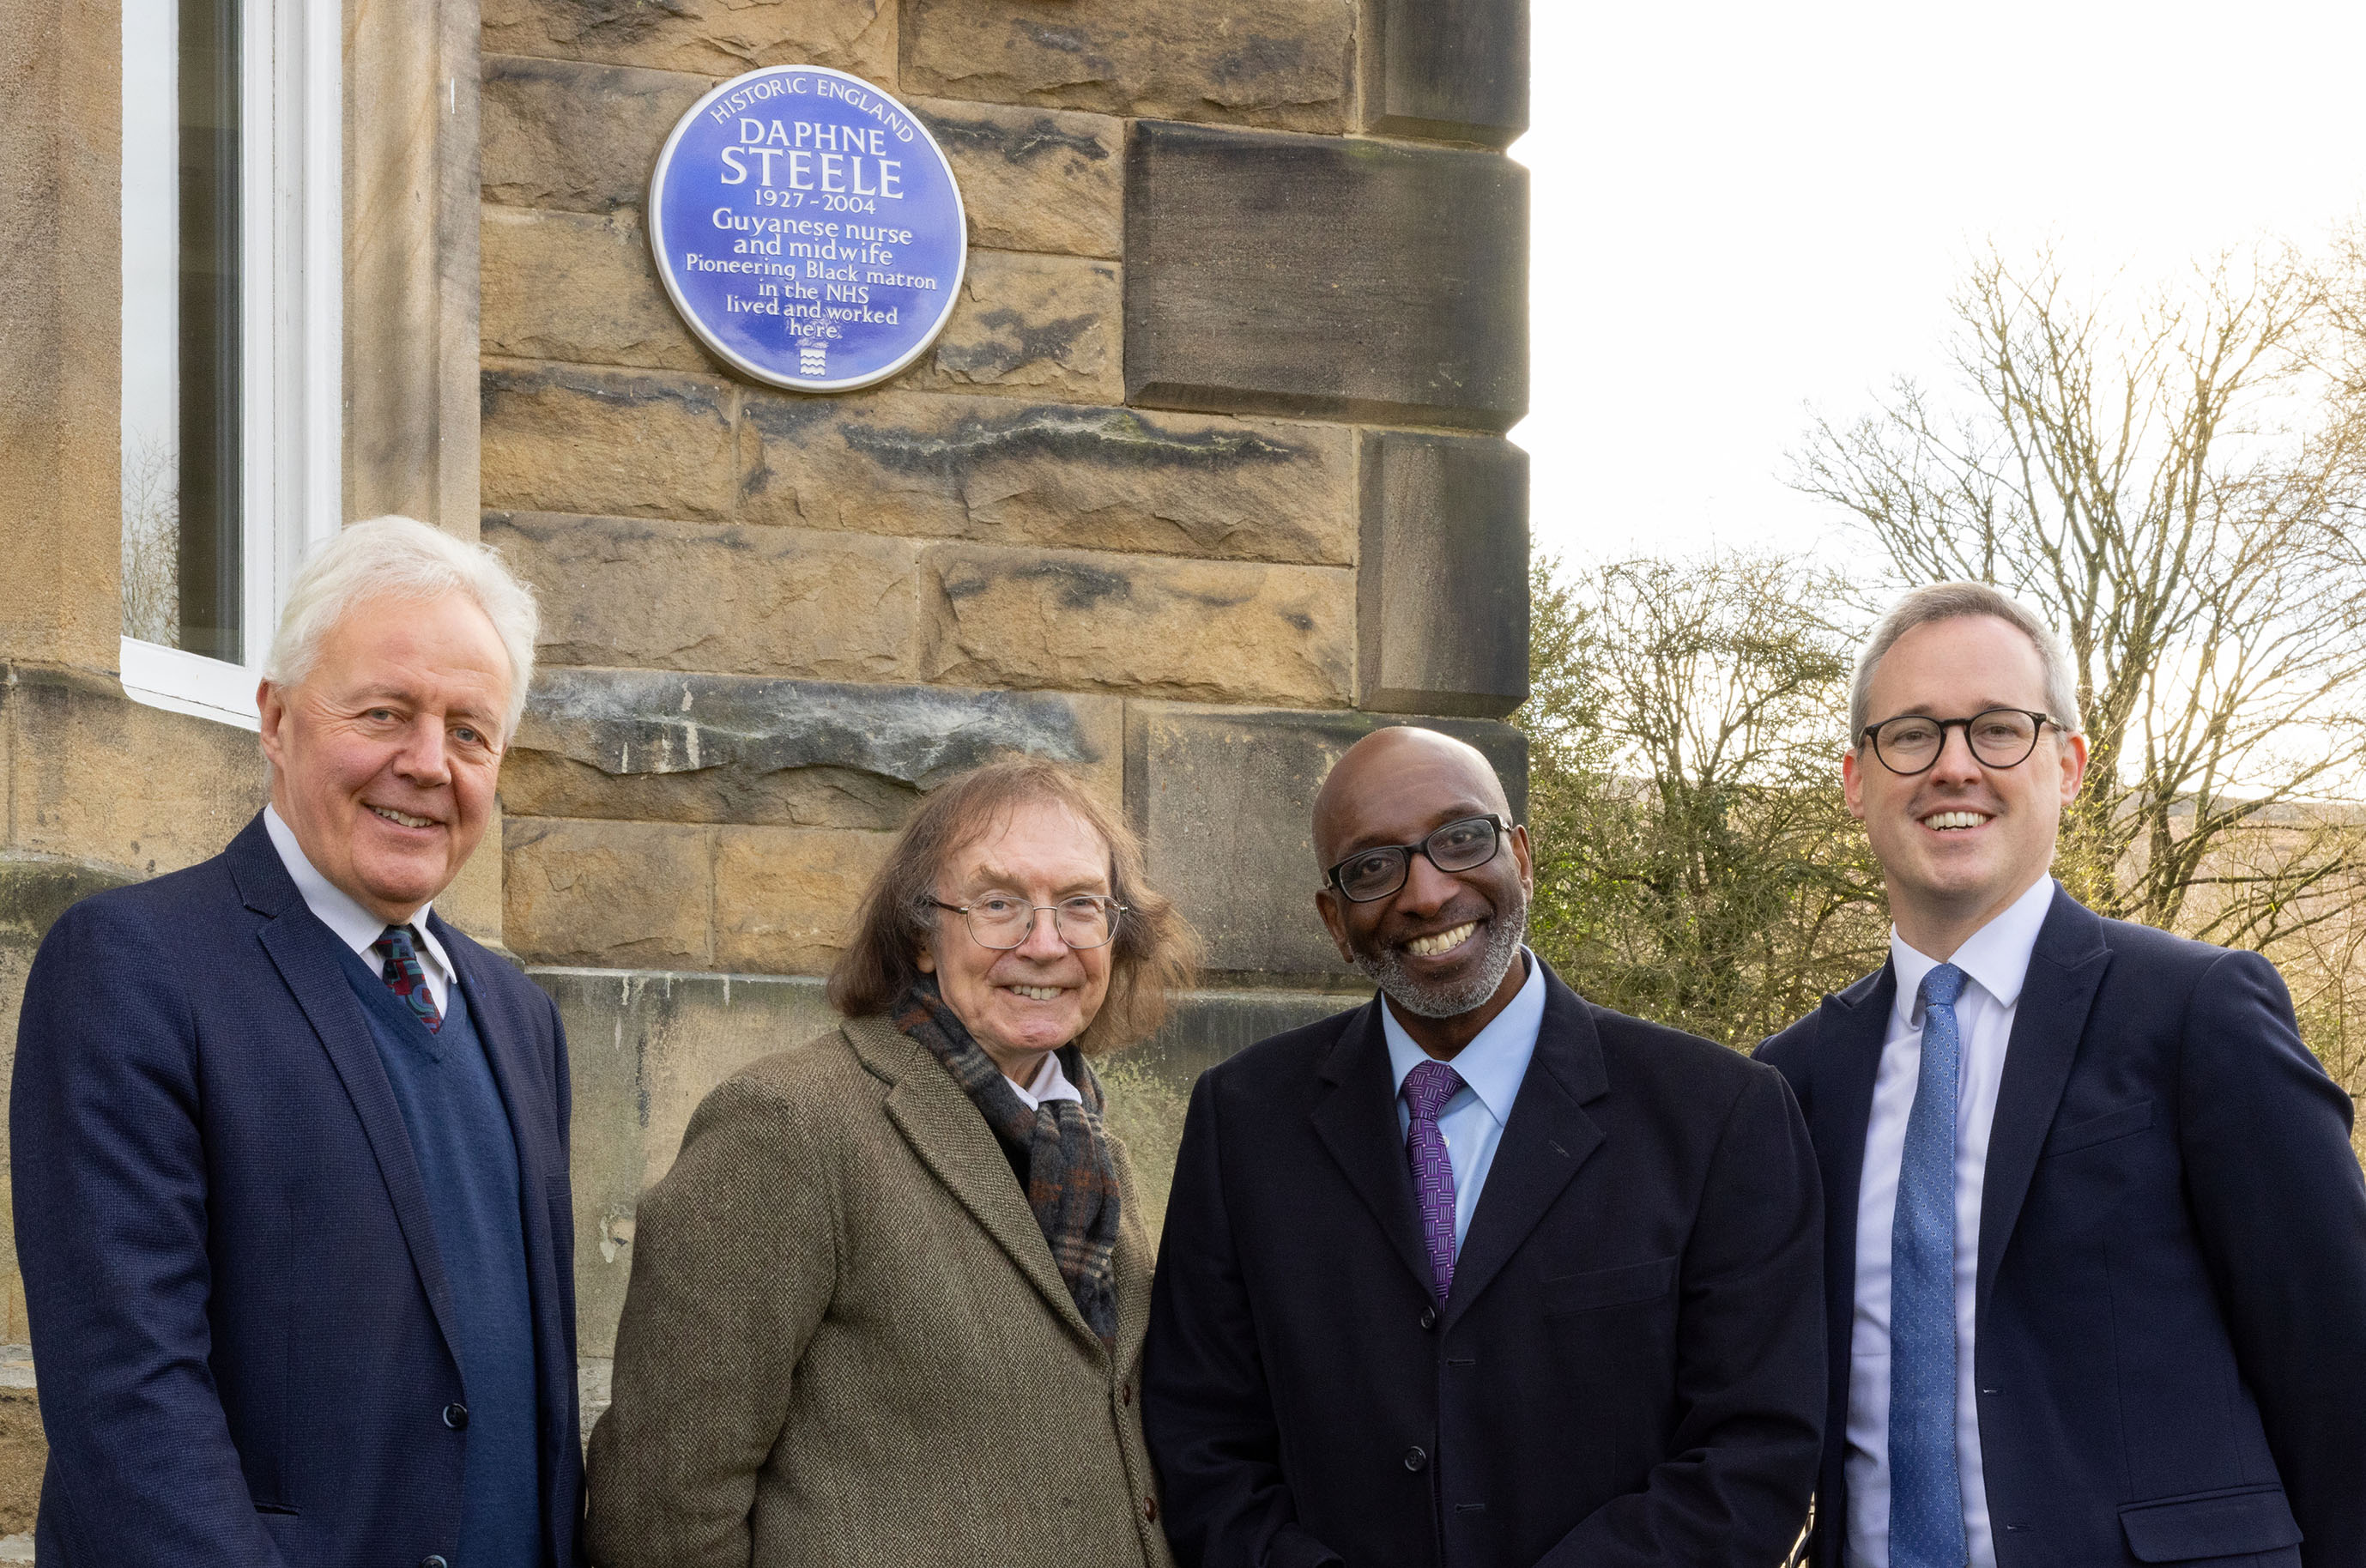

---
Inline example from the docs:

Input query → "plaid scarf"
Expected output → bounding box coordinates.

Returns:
[893,976,1122,1347]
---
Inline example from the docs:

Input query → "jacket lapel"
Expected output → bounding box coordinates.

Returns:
[1976,887,2109,1320]
[1808,964,1893,1412]
[1308,1000,1436,1299]
[848,1015,1104,1355]
[229,817,463,1365]
[1445,962,1607,1326]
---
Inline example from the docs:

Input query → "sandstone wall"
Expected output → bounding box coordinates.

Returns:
[477,0,1531,1364]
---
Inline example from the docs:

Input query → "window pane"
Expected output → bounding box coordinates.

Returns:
[122,0,244,659]
[177,0,242,662]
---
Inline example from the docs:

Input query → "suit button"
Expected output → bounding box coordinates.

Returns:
[1142,1496,1159,1522]
[422,1558,451,1568]
[1419,1305,1438,1330]
[1402,1445,1429,1472]
[442,1402,469,1430]
[1119,1382,1132,1407]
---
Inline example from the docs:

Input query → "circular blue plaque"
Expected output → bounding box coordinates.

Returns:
[648,66,967,392]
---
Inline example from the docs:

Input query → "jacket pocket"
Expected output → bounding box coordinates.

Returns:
[2120,1485,2300,1563]
[2046,1096,2153,1157]
[1542,1255,1676,1317]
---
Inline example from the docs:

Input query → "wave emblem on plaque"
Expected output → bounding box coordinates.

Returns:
[649,65,967,392]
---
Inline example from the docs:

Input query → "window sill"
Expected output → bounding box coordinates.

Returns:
[118,636,261,732]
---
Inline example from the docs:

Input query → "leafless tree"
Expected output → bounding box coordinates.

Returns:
[1795,247,2366,953]
[121,439,180,647]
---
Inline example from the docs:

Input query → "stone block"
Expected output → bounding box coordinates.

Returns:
[532,968,843,1354]
[906,98,1122,258]
[481,363,740,522]
[483,0,891,80]
[481,206,709,373]
[1358,433,1529,717]
[0,1381,39,1536]
[1359,0,1528,147]
[741,391,1353,566]
[711,826,897,973]
[1124,703,1527,977]
[1125,120,1527,432]
[505,667,1125,827]
[481,54,709,215]
[504,754,922,832]
[911,251,1122,403]
[505,817,711,968]
[926,545,1353,706]
[902,0,1353,133]
[486,511,930,681]
[3,665,264,875]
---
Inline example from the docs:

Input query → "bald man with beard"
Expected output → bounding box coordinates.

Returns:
[1142,727,1825,1568]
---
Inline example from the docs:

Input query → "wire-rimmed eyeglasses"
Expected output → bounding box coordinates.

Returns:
[1322,814,1510,904]
[1859,707,2063,776]
[929,895,1127,950]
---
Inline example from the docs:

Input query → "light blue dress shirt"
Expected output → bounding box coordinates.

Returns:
[1381,949,1548,1250]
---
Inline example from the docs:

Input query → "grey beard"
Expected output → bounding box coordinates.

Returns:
[1351,891,1529,1020]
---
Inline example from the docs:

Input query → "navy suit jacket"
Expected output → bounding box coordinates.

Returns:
[11,814,584,1567]
[1757,886,2366,1568]
[1142,959,1825,1568]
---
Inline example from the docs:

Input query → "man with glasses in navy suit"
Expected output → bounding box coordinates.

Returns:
[1143,724,1825,1568]
[1758,582,2366,1568]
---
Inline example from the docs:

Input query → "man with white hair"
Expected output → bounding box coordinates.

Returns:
[1758,582,2366,1568]
[13,517,583,1568]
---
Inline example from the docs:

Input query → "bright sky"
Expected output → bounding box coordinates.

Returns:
[1509,0,2366,571]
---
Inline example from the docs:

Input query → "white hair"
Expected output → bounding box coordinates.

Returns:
[263,516,541,738]
[1849,581,2082,742]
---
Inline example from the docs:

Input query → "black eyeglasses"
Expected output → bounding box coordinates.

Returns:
[1860,707,2063,775]
[929,895,1126,951]
[1323,814,1510,904]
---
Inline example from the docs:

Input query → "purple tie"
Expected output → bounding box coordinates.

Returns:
[1402,1059,1467,1302]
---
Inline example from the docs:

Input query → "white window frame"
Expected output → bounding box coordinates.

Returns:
[118,0,342,732]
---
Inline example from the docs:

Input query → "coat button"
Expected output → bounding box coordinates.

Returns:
[442,1402,469,1430]
[1119,1382,1132,1407]
[1142,1496,1159,1522]
[1402,1445,1429,1472]
[1419,1305,1438,1330]
[422,1558,450,1568]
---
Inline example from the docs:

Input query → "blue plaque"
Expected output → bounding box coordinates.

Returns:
[649,65,967,391]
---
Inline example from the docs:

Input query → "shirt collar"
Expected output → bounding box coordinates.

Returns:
[1006,1048,1083,1111]
[1890,873,2055,1028]
[262,804,456,986]
[1381,947,1547,1124]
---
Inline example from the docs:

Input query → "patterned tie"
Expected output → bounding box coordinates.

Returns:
[1402,1059,1467,1303]
[372,923,444,1034]
[1891,962,1968,1568]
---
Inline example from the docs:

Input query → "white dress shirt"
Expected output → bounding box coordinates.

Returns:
[263,805,457,1018]
[1004,1049,1084,1111]
[1845,874,2055,1568]
[1381,948,1547,1250]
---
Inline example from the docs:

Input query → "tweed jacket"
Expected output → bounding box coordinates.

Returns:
[584,1012,1172,1568]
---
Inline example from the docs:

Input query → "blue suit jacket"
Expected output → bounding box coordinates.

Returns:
[1757,886,2366,1568]
[1143,959,1825,1568]
[10,813,584,1567]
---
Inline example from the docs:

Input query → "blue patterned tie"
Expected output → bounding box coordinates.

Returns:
[372,923,445,1033]
[1891,962,1967,1568]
